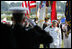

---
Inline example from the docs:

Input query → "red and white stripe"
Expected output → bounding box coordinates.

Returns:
[22,1,30,15]
[22,1,36,14]
[29,1,36,8]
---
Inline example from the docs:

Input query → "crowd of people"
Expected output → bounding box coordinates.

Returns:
[32,17,71,48]
[1,7,71,48]
[42,17,71,48]
[1,7,53,48]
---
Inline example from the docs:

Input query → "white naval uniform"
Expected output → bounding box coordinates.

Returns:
[67,33,71,48]
[44,27,62,48]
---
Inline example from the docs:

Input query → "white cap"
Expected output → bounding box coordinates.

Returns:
[52,20,58,23]
[9,7,28,13]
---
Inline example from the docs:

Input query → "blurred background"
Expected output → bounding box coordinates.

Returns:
[1,1,66,21]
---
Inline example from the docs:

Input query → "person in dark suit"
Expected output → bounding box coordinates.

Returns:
[43,18,52,48]
[43,17,50,30]
[1,7,53,48]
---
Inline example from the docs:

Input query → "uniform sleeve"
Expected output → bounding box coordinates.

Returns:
[44,26,50,32]
[1,23,11,31]
[29,25,53,44]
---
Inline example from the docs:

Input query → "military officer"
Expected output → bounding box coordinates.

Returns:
[1,7,53,48]
[44,20,62,48]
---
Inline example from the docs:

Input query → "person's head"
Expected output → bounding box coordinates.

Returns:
[11,13,25,24]
[34,18,38,22]
[45,17,49,22]
[34,18,38,24]
[9,7,28,25]
[52,20,57,27]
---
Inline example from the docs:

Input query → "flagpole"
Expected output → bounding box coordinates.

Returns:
[46,1,47,18]
[46,7,48,18]
[36,2,38,20]
[46,1,50,18]
[28,1,31,18]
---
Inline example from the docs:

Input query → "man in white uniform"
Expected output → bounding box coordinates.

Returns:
[44,20,62,48]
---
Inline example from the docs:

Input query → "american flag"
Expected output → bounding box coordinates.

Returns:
[22,1,36,15]
[29,1,36,8]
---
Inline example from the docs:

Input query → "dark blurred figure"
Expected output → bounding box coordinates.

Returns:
[60,23,63,40]
[1,23,11,48]
[43,17,51,48]
[57,19,60,28]
[43,17,50,30]
[1,7,53,48]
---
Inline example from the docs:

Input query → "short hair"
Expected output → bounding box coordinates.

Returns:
[45,17,49,21]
